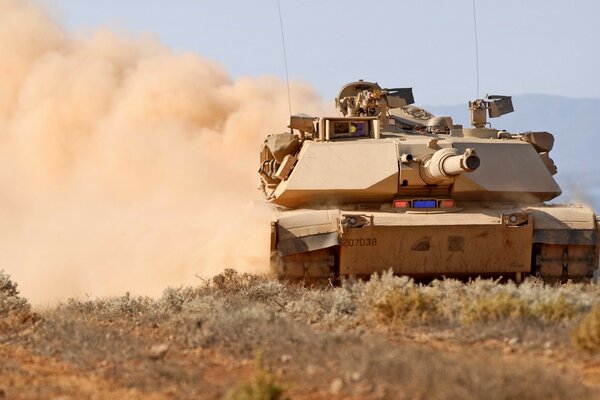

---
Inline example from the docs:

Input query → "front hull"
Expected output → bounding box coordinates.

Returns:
[271,204,599,282]
[340,222,532,277]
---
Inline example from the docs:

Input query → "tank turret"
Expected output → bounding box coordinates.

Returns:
[259,80,599,284]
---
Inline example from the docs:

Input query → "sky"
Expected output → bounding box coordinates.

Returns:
[45,0,600,107]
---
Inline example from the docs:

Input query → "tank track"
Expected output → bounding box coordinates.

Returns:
[270,248,337,286]
[272,243,598,285]
[532,243,597,283]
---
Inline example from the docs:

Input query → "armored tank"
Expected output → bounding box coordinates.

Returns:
[258,81,599,283]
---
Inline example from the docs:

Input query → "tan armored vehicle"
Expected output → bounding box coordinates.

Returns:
[259,81,599,283]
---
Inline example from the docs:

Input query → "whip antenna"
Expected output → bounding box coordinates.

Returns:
[277,0,292,117]
[472,0,480,98]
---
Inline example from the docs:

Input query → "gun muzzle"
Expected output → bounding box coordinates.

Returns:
[421,148,480,185]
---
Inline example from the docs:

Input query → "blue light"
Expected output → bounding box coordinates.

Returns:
[413,200,437,208]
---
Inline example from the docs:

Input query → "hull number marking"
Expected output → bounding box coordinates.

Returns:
[342,238,377,247]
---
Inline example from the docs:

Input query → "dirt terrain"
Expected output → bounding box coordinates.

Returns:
[1,269,600,400]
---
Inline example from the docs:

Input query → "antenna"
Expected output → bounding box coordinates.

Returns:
[472,0,480,98]
[277,0,292,117]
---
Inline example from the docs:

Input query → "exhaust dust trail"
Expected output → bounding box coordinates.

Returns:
[0,0,325,303]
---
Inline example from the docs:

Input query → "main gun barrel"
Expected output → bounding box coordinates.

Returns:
[421,148,480,185]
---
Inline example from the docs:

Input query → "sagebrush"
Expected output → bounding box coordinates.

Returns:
[0,270,30,316]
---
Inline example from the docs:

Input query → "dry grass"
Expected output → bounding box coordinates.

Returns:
[2,269,600,399]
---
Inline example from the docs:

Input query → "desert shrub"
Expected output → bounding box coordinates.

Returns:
[223,353,286,400]
[192,304,298,352]
[572,304,600,351]
[283,285,358,329]
[357,270,412,300]
[531,294,579,322]
[511,279,592,323]
[180,294,222,314]
[243,281,287,304]
[352,273,598,329]
[0,270,30,316]
[211,270,303,312]
[159,286,207,312]
[212,269,269,294]
[374,287,439,324]
[436,278,587,325]
[460,291,529,324]
[65,292,153,319]
[284,292,328,324]
[356,272,446,326]
[328,286,357,316]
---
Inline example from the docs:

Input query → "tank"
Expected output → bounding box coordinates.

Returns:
[258,80,600,283]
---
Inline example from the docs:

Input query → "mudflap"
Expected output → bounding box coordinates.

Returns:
[269,219,338,283]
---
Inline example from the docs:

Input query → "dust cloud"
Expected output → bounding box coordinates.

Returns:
[0,0,325,304]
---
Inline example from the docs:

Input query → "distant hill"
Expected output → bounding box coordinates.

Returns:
[427,95,600,209]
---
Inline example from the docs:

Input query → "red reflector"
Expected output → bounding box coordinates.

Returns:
[440,200,455,208]
[393,200,410,208]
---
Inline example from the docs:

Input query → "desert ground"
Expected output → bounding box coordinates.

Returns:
[1,269,600,400]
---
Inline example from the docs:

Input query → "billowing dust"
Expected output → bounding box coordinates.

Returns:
[0,0,325,304]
